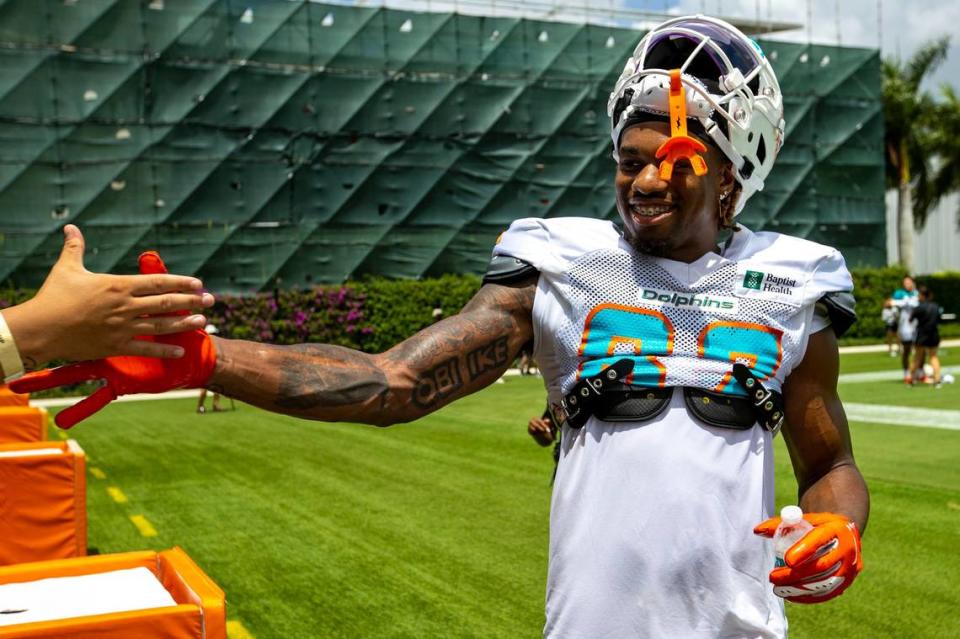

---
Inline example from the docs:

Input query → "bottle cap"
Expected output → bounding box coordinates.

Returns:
[780,505,804,524]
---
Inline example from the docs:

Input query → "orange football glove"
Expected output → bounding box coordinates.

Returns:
[754,512,863,604]
[10,252,216,429]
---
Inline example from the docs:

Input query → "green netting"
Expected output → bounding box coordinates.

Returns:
[0,0,885,292]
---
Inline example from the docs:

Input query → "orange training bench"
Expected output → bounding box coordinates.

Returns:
[0,407,49,443]
[0,440,85,565]
[0,547,226,638]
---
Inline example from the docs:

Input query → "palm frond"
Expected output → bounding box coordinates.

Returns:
[905,37,951,89]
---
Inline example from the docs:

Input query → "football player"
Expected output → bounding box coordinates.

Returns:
[15,16,867,637]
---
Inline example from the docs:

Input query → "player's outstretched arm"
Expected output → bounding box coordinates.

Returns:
[207,276,537,426]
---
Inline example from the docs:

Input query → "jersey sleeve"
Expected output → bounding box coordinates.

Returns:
[491,217,622,276]
[805,248,856,337]
[491,218,560,273]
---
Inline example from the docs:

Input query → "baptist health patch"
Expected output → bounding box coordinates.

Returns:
[735,265,803,306]
[637,286,740,314]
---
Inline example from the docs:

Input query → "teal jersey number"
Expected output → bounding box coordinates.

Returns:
[579,304,783,394]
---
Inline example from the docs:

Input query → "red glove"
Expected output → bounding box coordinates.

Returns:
[754,512,863,604]
[10,252,216,429]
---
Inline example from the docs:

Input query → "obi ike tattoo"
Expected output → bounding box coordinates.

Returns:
[208,277,536,426]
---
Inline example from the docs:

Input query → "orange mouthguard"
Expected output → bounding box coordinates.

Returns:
[655,69,708,180]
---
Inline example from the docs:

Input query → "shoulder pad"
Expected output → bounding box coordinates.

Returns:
[482,254,538,285]
[820,291,857,337]
[493,217,622,275]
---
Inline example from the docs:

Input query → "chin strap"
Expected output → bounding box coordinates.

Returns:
[655,69,708,181]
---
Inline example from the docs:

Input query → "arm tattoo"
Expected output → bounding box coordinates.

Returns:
[274,344,389,411]
[209,277,536,425]
[410,336,511,408]
[396,282,534,413]
[411,357,463,409]
[466,336,510,381]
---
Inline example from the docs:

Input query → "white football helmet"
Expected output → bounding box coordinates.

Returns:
[607,15,785,215]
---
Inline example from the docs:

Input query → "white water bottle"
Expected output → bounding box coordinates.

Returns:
[773,505,814,567]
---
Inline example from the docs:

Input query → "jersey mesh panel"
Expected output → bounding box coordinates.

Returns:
[554,249,801,397]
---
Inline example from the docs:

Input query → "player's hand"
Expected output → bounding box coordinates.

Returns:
[9,251,217,429]
[1,225,213,366]
[753,512,863,604]
[527,416,555,447]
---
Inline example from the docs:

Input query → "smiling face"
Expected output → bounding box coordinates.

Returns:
[615,121,736,262]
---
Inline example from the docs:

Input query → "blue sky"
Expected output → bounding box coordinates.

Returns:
[659,0,957,93]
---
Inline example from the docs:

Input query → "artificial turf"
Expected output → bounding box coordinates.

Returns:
[53,350,959,639]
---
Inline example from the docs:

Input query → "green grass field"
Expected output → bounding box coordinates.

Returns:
[52,348,960,639]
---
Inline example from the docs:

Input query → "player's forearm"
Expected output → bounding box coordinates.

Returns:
[207,280,534,425]
[798,462,869,534]
[208,337,395,425]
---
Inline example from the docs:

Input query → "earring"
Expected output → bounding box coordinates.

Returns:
[719,191,729,201]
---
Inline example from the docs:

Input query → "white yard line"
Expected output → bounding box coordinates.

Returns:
[844,403,960,431]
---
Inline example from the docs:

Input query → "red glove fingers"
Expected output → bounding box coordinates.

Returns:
[138,250,167,276]
[9,361,105,391]
[11,360,117,429]
[55,386,117,429]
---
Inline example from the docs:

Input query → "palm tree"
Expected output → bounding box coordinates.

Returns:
[914,84,960,228]
[881,37,949,272]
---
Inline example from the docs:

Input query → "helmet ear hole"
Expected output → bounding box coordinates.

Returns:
[756,135,767,166]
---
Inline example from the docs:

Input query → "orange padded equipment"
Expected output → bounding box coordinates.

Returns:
[655,69,709,181]
[10,252,216,430]
[0,407,48,443]
[754,511,863,604]
[0,440,85,565]
[0,547,226,639]
[0,385,29,407]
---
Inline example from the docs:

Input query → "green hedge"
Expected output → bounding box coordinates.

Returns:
[208,275,482,353]
[353,274,481,353]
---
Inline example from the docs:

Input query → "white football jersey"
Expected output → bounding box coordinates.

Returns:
[492,217,854,639]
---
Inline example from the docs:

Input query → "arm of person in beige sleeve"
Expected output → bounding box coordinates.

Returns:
[0,225,214,380]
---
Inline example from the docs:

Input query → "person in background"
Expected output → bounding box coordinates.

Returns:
[0,224,212,382]
[892,277,919,383]
[881,298,899,357]
[910,287,943,388]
